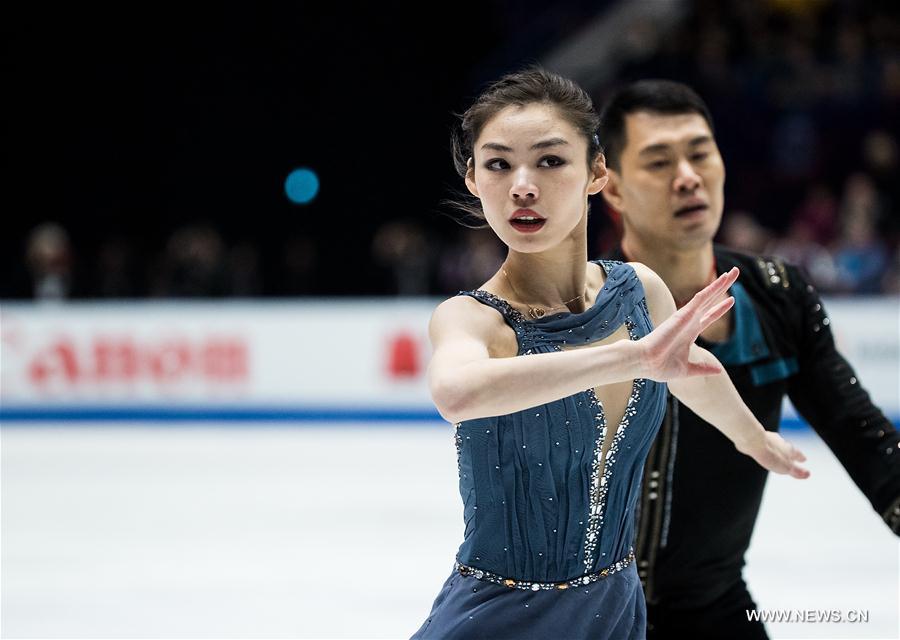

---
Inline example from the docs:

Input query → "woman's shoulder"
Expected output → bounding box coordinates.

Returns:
[431,290,482,320]
[622,261,665,291]
[428,290,509,345]
[620,262,674,324]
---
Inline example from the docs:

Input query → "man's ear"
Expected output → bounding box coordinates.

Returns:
[464,157,480,198]
[601,166,625,213]
[587,153,609,196]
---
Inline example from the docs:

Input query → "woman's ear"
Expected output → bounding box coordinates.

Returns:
[464,156,480,197]
[587,153,609,196]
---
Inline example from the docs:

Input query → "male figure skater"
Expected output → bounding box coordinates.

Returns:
[598,79,900,638]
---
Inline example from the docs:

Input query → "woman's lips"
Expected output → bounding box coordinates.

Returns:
[510,218,547,233]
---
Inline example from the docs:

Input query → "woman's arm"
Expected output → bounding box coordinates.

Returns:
[633,262,810,479]
[428,299,643,423]
[427,267,736,424]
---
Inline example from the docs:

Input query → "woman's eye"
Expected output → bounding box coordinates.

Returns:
[539,155,565,167]
[484,156,566,171]
[691,153,709,162]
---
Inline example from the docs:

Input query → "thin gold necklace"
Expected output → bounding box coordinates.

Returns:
[500,267,587,319]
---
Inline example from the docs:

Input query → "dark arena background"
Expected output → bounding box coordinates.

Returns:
[2,2,898,638]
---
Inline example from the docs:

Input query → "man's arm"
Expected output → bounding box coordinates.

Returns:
[783,263,900,534]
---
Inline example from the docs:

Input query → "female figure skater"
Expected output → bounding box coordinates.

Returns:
[411,66,809,640]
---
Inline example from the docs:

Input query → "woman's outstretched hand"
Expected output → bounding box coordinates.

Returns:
[637,266,740,383]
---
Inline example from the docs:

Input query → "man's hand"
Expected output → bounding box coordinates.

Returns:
[735,430,811,479]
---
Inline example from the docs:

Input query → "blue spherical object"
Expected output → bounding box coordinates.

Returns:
[284,168,319,204]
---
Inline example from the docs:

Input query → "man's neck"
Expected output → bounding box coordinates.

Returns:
[620,235,717,307]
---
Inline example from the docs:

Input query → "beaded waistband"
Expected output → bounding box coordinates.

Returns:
[454,548,635,591]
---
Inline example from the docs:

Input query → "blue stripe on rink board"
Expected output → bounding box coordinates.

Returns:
[1,406,899,432]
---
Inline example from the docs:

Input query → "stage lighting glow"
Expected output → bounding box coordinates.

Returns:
[284,168,319,204]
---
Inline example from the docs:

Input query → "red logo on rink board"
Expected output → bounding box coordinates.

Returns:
[387,332,420,378]
[28,337,248,384]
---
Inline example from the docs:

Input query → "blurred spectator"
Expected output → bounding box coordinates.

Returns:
[828,21,870,106]
[839,173,884,231]
[693,25,732,90]
[861,129,900,238]
[770,112,819,180]
[792,183,839,246]
[94,236,139,298]
[768,34,822,112]
[281,234,319,295]
[438,229,504,292]
[831,173,889,294]
[24,222,78,301]
[152,224,231,297]
[229,242,262,297]
[881,56,900,103]
[863,131,897,177]
[719,210,773,254]
[371,220,433,295]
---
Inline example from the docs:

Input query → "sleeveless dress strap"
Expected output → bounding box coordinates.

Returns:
[592,258,623,274]
[593,258,653,329]
[455,289,528,334]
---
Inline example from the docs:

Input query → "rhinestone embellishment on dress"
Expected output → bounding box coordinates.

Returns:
[455,548,636,591]
[581,317,644,572]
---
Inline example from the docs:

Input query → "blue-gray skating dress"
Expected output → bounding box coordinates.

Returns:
[411,260,668,640]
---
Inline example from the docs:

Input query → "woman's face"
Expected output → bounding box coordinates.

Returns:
[465,103,607,252]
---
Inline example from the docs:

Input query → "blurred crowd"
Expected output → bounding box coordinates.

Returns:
[608,0,900,296]
[5,0,898,301]
[6,223,318,300]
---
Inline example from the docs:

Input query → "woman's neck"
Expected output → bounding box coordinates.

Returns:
[500,242,591,313]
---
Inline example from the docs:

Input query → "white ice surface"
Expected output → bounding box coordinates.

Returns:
[1,425,897,639]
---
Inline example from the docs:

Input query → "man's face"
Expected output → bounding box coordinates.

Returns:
[603,111,725,252]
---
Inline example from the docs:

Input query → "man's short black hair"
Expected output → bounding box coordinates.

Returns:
[598,80,715,171]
